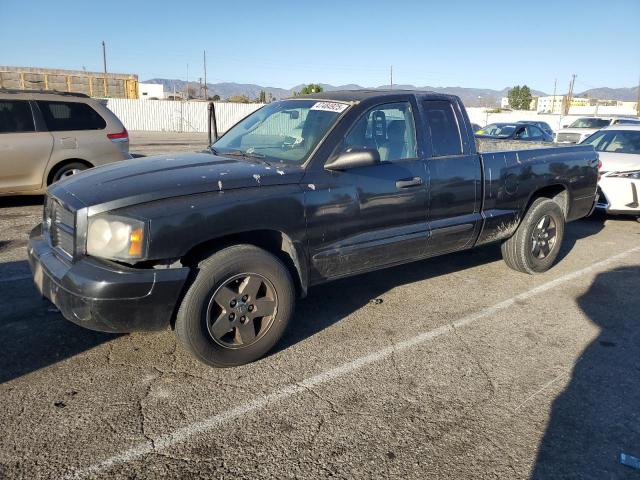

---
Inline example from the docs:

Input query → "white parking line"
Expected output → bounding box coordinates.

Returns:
[60,245,640,479]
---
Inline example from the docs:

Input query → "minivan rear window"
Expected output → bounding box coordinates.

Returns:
[0,100,35,133]
[37,101,106,131]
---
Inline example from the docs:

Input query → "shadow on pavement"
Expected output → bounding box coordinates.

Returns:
[531,265,640,479]
[277,217,606,353]
[0,195,44,208]
[0,260,119,384]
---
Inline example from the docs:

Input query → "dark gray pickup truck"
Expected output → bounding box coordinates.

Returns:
[28,90,599,367]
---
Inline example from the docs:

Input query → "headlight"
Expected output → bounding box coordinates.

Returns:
[607,170,640,179]
[86,214,147,261]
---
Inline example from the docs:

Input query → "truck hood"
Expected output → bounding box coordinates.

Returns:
[598,151,640,173]
[49,152,305,214]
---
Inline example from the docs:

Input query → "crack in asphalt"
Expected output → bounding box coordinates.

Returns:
[452,324,497,396]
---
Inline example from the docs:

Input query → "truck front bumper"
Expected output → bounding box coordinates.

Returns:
[27,224,190,333]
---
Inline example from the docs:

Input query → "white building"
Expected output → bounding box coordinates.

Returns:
[536,95,564,114]
[138,83,164,100]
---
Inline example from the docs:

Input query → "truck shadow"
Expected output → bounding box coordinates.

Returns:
[530,265,640,479]
[0,260,119,384]
[277,216,606,353]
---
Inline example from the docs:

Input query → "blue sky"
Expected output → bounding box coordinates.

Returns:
[1,0,638,93]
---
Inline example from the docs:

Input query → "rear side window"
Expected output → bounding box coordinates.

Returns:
[422,100,462,157]
[0,100,35,133]
[37,101,106,131]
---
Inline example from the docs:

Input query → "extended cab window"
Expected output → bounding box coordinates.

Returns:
[37,101,106,131]
[343,102,417,161]
[0,100,35,133]
[422,100,462,157]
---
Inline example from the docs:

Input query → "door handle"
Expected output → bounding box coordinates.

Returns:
[395,177,423,189]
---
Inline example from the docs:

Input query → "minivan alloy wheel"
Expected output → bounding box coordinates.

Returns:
[60,168,83,178]
[206,273,278,348]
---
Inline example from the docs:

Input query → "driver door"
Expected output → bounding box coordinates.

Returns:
[305,100,430,281]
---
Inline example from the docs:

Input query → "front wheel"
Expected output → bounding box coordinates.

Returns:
[501,197,565,274]
[175,245,295,367]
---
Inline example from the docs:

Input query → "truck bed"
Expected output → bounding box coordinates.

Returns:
[476,138,575,153]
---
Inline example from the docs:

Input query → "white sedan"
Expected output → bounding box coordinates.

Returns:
[581,125,640,221]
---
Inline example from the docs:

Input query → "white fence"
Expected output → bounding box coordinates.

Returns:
[103,99,637,135]
[104,99,264,133]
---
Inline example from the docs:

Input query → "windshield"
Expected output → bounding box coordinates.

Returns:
[476,124,517,138]
[582,130,640,154]
[568,118,611,129]
[212,99,348,165]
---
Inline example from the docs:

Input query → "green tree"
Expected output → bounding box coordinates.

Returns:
[507,85,534,110]
[210,94,221,101]
[298,84,324,95]
[257,90,267,103]
[519,85,533,110]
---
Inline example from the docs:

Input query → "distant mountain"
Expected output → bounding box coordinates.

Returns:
[144,78,291,101]
[143,78,638,107]
[576,86,638,102]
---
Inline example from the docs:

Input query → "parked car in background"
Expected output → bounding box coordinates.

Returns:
[520,120,554,137]
[471,122,482,133]
[475,122,553,142]
[556,116,640,144]
[582,125,640,220]
[0,89,130,196]
[28,91,598,367]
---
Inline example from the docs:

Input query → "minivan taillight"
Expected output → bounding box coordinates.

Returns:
[107,128,129,142]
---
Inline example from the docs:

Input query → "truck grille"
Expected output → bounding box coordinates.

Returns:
[45,196,75,258]
[556,132,580,143]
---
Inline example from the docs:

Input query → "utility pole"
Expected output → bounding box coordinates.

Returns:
[564,74,576,116]
[186,63,189,100]
[203,50,208,100]
[636,75,640,117]
[101,41,108,97]
[551,78,557,114]
[390,66,393,90]
[102,41,107,74]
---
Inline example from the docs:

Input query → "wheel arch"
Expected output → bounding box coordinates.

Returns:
[46,158,94,185]
[179,229,308,299]
[524,183,570,220]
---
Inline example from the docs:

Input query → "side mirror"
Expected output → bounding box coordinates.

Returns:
[325,148,381,171]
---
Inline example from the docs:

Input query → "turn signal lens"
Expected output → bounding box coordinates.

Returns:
[128,228,144,257]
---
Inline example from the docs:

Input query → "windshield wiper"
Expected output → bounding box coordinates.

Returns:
[219,149,271,165]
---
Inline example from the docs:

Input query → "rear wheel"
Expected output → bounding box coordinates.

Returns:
[175,245,295,367]
[50,162,88,184]
[501,197,565,274]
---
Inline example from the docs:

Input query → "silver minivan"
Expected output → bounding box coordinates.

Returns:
[0,89,131,195]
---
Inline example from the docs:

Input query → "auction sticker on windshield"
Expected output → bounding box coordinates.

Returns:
[310,102,349,113]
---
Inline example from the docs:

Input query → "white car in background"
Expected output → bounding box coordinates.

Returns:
[556,117,640,144]
[581,125,640,220]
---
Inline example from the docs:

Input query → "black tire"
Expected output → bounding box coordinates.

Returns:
[175,245,295,367]
[501,197,565,274]
[50,162,88,184]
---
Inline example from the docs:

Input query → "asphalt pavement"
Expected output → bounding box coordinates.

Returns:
[1,133,639,479]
